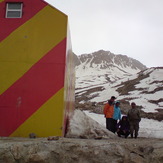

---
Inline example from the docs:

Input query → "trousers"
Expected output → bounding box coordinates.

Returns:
[106,118,117,133]
[129,120,139,137]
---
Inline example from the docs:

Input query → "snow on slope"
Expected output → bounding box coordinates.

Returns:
[117,68,163,112]
[68,110,163,139]
[83,110,163,139]
[75,62,139,95]
[75,52,142,90]
[76,67,163,113]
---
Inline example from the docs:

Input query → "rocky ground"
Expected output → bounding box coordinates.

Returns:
[0,136,163,163]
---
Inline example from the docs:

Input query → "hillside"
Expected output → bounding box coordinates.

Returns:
[75,50,146,89]
[75,50,146,94]
[75,50,163,121]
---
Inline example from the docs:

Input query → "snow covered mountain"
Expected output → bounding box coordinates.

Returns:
[75,50,163,118]
[75,50,146,88]
[89,67,163,113]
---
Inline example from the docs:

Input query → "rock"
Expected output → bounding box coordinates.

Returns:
[47,136,60,141]
[0,137,162,163]
[139,146,154,154]
[29,133,36,138]
[28,152,50,163]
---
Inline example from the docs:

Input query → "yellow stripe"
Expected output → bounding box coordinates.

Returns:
[10,88,65,137]
[0,5,67,94]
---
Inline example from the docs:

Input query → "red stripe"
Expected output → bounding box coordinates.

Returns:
[0,0,47,42]
[0,38,66,136]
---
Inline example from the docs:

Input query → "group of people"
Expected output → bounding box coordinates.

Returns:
[103,96,141,138]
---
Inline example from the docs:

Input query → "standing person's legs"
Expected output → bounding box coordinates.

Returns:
[129,122,134,138]
[106,118,112,132]
[134,121,139,138]
[112,119,117,133]
[106,118,116,133]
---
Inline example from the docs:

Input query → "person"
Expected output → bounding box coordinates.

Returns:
[112,101,121,133]
[103,96,116,133]
[116,116,130,138]
[127,102,141,138]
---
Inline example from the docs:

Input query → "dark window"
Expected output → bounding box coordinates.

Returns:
[6,3,23,18]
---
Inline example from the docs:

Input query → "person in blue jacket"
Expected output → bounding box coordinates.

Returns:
[112,101,121,133]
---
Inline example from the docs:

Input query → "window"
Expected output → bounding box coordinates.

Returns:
[6,2,23,18]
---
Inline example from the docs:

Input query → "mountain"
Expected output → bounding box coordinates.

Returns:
[75,49,146,73]
[75,49,147,97]
[75,50,146,70]
[75,50,146,89]
[75,50,163,121]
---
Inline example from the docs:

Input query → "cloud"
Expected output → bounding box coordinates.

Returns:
[45,0,163,67]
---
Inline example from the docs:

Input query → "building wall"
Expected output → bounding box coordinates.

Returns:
[63,25,75,136]
[0,0,75,137]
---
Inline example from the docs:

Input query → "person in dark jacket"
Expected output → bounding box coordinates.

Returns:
[127,102,141,138]
[116,116,130,138]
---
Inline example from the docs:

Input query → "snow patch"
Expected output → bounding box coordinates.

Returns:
[66,110,117,139]
[84,111,163,139]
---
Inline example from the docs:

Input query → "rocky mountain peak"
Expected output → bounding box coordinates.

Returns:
[75,50,147,72]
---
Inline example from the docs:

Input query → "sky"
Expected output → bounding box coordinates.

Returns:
[45,0,163,68]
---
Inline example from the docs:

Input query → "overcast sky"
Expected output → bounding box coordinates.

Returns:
[45,0,163,68]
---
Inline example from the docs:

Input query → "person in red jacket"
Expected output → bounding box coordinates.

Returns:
[103,96,116,133]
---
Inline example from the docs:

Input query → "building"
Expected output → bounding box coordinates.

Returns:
[0,0,75,137]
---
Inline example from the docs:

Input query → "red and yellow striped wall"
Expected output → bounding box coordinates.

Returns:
[0,0,75,137]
